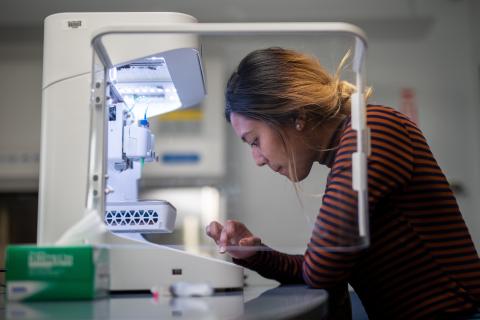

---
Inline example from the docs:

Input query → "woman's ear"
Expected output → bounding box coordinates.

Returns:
[294,113,306,131]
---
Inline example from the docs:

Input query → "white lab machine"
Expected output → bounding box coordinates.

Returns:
[38,12,243,291]
[38,12,369,291]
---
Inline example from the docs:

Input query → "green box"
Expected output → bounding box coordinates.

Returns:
[5,245,109,301]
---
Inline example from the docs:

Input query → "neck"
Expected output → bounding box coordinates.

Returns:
[310,115,348,165]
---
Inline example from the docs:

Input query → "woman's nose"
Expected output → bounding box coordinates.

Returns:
[252,147,267,166]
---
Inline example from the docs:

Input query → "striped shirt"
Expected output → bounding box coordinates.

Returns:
[234,105,480,319]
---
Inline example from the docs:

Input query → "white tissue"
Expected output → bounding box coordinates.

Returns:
[55,209,107,245]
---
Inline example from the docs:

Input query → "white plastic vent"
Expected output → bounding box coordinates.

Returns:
[104,209,160,227]
[105,200,176,233]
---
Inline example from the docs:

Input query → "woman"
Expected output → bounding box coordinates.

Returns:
[206,47,480,319]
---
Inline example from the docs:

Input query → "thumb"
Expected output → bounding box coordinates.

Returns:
[239,236,261,247]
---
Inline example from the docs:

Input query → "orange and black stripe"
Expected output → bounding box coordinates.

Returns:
[234,105,480,319]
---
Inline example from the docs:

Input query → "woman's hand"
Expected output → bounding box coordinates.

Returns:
[206,220,261,259]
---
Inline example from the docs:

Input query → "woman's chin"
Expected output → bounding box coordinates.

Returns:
[284,171,308,182]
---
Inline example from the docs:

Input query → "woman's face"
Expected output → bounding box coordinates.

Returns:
[230,112,316,182]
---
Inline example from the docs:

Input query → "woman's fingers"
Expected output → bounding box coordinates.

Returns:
[206,220,260,259]
[219,220,239,253]
[206,220,259,257]
[206,221,223,244]
[218,227,229,253]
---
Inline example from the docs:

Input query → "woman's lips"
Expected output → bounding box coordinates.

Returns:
[275,167,286,175]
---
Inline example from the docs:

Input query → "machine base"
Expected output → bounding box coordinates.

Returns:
[107,235,244,291]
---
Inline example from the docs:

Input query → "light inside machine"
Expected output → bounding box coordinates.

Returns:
[111,56,182,119]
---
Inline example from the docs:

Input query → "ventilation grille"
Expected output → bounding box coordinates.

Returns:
[104,210,159,227]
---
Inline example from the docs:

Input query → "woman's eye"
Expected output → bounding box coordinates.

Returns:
[250,139,258,147]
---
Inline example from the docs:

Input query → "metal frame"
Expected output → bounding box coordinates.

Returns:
[87,22,370,248]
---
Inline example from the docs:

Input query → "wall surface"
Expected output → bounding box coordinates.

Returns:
[0,29,42,190]
[467,0,480,251]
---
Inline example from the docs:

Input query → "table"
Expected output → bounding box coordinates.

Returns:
[2,285,328,320]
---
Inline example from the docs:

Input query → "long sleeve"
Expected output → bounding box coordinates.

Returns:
[233,245,305,284]
[302,107,414,288]
[234,106,414,289]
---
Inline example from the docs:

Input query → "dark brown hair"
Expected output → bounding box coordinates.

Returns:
[225,47,360,129]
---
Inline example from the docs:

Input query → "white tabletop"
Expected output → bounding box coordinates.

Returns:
[2,285,328,320]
